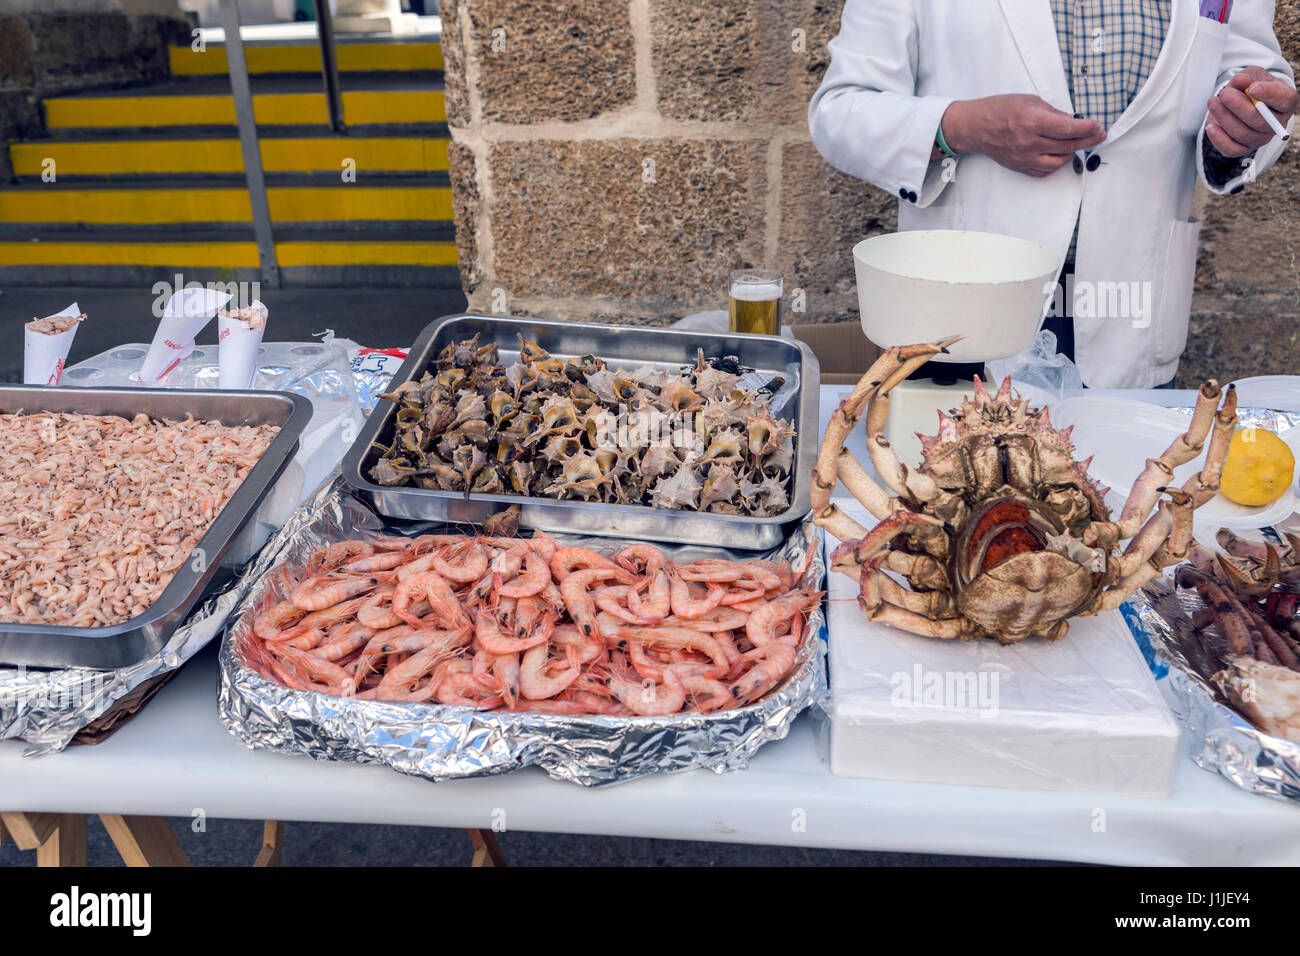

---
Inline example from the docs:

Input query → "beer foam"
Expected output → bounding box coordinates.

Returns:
[730,280,783,302]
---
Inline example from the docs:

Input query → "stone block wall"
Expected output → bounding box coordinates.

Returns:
[0,3,189,180]
[442,0,878,327]
[1187,0,1300,384]
[441,0,1299,383]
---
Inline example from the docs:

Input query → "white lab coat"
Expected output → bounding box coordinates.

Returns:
[809,0,1294,388]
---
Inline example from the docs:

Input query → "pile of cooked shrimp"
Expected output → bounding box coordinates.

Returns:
[0,411,278,627]
[239,532,818,716]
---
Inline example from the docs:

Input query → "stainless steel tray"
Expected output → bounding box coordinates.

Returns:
[0,386,312,670]
[341,314,820,550]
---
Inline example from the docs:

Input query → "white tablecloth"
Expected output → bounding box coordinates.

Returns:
[3,643,1298,865]
[3,385,1299,866]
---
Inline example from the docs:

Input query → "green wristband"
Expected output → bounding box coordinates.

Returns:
[935,122,959,158]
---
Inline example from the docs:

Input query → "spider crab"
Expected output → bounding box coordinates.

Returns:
[814,337,1239,644]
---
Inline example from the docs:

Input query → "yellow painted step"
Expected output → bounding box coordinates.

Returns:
[10,138,450,177]
[44,89,445,130]
[0,240,260,268]
[0,185,454,224]
[0,239,458,268]
[170,42,444,75]
[277,240,458,267]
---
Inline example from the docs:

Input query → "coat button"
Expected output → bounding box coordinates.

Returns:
[1073,155,1084,174]
[907,190,918,202]
[1086,154,1101,171]
[899,187,909,199]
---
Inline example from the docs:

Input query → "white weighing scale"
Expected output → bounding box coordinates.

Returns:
[853,229,1060,467]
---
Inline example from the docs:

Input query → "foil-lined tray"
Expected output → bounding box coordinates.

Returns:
[1124,398,1300,804]
[1126,582,1300,804]
[1,569,247,754]
[218,476,828,787]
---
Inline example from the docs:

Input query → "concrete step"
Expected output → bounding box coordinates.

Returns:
[170,38,444,76]
[10,135,450,179]
[0,230,460,287]
[0,180,454,227]
[43,77,446,132]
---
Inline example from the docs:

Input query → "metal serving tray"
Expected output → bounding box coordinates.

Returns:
[341,314,821,550]
[0,386,312,670]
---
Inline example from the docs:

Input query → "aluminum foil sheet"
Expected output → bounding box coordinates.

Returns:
[218,476,828,787]
[1168,405,1300,433]
[1125,573,1300,805]
[0,573,247,754]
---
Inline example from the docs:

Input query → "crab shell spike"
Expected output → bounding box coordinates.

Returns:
[996,376,1014,404]
[972,376,991,404]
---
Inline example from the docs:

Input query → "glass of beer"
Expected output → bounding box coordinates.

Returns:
[729,270,783,336]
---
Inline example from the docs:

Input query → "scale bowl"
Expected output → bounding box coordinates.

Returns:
[854,229,1060,363]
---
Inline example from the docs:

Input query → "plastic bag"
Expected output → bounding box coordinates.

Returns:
[986,329,1086,401]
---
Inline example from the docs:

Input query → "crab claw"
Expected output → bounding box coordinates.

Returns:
[829,538,864,567]
[1216,550,1279,600]
[1216,528,1272,561]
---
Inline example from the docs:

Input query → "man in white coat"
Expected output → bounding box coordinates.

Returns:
[809,0,1298,388]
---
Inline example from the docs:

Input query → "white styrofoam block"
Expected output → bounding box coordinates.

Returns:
[825,503,1180,797]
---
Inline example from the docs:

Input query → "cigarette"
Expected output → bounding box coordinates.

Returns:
[1249,94,1291,142]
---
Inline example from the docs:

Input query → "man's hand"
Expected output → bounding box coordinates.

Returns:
[1206,67,1299,158]
[941,95,1106,177]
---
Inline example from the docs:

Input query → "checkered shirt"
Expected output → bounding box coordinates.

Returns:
[1051,0,1173,130]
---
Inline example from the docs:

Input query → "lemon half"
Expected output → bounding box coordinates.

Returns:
[1220,428,1296,507]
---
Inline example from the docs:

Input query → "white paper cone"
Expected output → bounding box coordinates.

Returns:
[23,302,83,386]
[218,302,268,390]
[140,287,231,382]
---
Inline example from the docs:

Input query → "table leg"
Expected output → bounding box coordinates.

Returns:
[467,828,506,867]
[253,820,284,867]
[36,815,87,867]
[99,814,191,867]
[0,812,63,851]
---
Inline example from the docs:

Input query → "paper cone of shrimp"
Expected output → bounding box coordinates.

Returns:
[140,286,232,382]
[23,303,85,386]
[217,299,269,390]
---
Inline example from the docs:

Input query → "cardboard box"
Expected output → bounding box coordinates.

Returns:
[791,321,879,385]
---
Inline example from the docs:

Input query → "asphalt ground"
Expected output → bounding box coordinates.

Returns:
[0,284,1062,866]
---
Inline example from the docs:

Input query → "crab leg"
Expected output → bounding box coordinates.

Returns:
[1217,528,1273,562]
[1085,382,1235,546]
[835,447,896,525]
[829,511,947,573]
[884,549,948,592]
[1093,492,1194,612]
[1178,384,1238,508]
[861,371,966,510]
[855,555,971,638]
[831,515,958,620]
[833,559,953,616]
[1178,567,1255,655]
[811,337,962,541]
